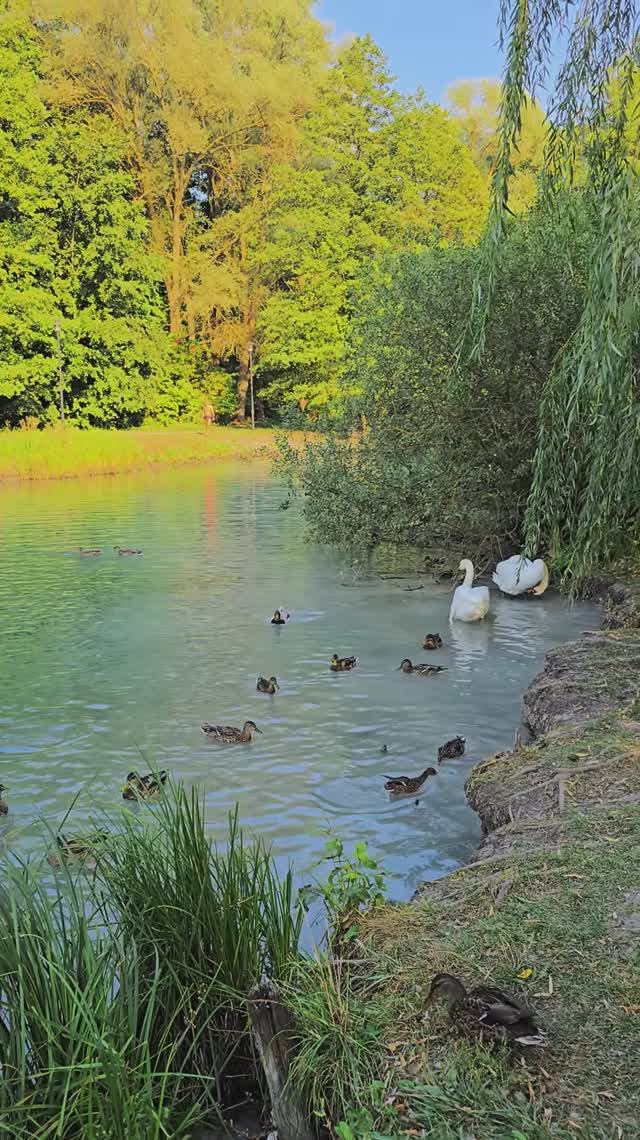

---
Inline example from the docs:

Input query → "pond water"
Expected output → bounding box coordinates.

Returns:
[0,463,598,899]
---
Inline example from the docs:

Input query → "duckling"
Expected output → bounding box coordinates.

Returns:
[271,609,287,625]
[54,828,109,864]
[114,545,143,556]
[330,654,358,671]
[257,676,279,694]
[426,972,546,1046]
[383,767,438,796]
[122,770,168,800]
[422,633,443,650]
[77,547,102,556]
[398,658,447,676]
[201,720,262,743]
[0,785,7,815]
[438,735,466,762]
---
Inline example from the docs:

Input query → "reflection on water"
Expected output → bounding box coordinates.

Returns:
[0,464,599,898]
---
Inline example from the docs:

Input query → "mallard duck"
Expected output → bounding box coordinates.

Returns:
[384,767,438,795]
[77,547,102,556]
[493,556,550,596]
[0,785,8,815]
[257,676,279,694]
[426,972,546,1046]
[54,828,109,863]
[114,545,143,556]
[201,720,262,743]
[122,770,168,800]
[271,609,287,624]
[449,559,490,622]
[330,654,357,671]
[438,735,466,761]
[398,658,447,676]
[422,633,443,650]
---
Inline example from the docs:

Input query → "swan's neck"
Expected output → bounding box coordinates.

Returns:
[463,562,474,587]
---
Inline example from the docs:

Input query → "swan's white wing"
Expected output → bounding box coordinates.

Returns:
[493,556,542,594]
[450,584,490,622]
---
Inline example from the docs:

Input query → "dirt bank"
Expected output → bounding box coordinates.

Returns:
[357,587,640,1138]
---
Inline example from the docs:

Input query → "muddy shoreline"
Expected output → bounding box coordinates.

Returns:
[464,581,640,859]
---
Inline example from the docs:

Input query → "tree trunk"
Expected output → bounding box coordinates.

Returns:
[236,349,250,421]
[167,279,183,337]
[247,983,315,1140]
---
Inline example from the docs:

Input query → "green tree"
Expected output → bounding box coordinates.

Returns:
[0,8,187,427]
[45,0,327,418]
[258,37,488,416]
[0,11,62,422]
[281,197,592,561]
[477,1,640,581]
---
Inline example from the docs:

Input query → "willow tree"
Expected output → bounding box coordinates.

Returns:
[477,0,639,581]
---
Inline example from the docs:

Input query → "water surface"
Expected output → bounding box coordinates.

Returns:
[0,464,598,898]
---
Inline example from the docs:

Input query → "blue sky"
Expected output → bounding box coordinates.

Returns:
[316,0,504,102]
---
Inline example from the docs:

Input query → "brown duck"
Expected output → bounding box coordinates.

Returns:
[330,654,357,671]
[122,770,168,800]
[426,972,546,1047]
[398,658,447,676]
[438,735,466,761]
[201,720,262,743]
[422,633,443,650]
[53,828,109,864]
[383,767,438,795]
[257,675,279,694]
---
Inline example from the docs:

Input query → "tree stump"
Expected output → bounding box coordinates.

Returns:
[247,982,316,1140]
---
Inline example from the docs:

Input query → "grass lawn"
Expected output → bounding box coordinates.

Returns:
[0,424,303,481]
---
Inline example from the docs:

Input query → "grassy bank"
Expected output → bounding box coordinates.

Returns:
[325,628,640,1139]
[0,425,302,481]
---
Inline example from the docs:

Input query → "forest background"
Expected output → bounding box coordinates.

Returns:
[1,0,638,581]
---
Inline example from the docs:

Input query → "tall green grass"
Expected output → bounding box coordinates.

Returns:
[284,956,387,1126]
[99,790,304,1105]
[0,424,293,481]
[0,789,305,1138]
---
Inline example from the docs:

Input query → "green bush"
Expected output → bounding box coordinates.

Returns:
[282,197,592,565]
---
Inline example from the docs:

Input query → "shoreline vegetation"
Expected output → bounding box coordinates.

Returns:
[339,585,640,1139]
[0,425,308,482]
[1,589,638,1138]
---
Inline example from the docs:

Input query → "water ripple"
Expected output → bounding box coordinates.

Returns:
[0,465,599,897]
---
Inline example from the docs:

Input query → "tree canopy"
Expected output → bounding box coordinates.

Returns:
[0,3,495,426]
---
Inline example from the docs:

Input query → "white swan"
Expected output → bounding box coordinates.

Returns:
[492,556,549,596]
[449,559,490,622]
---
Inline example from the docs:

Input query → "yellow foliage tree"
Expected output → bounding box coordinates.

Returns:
[42,0,326,408]
[447,78,547,213]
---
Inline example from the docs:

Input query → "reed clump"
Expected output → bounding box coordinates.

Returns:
[0,789,304,1139]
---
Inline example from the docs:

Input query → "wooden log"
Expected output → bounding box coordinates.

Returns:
[247,982,316,1140]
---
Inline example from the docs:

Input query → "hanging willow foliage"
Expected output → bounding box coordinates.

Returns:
[473,0,640,583]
